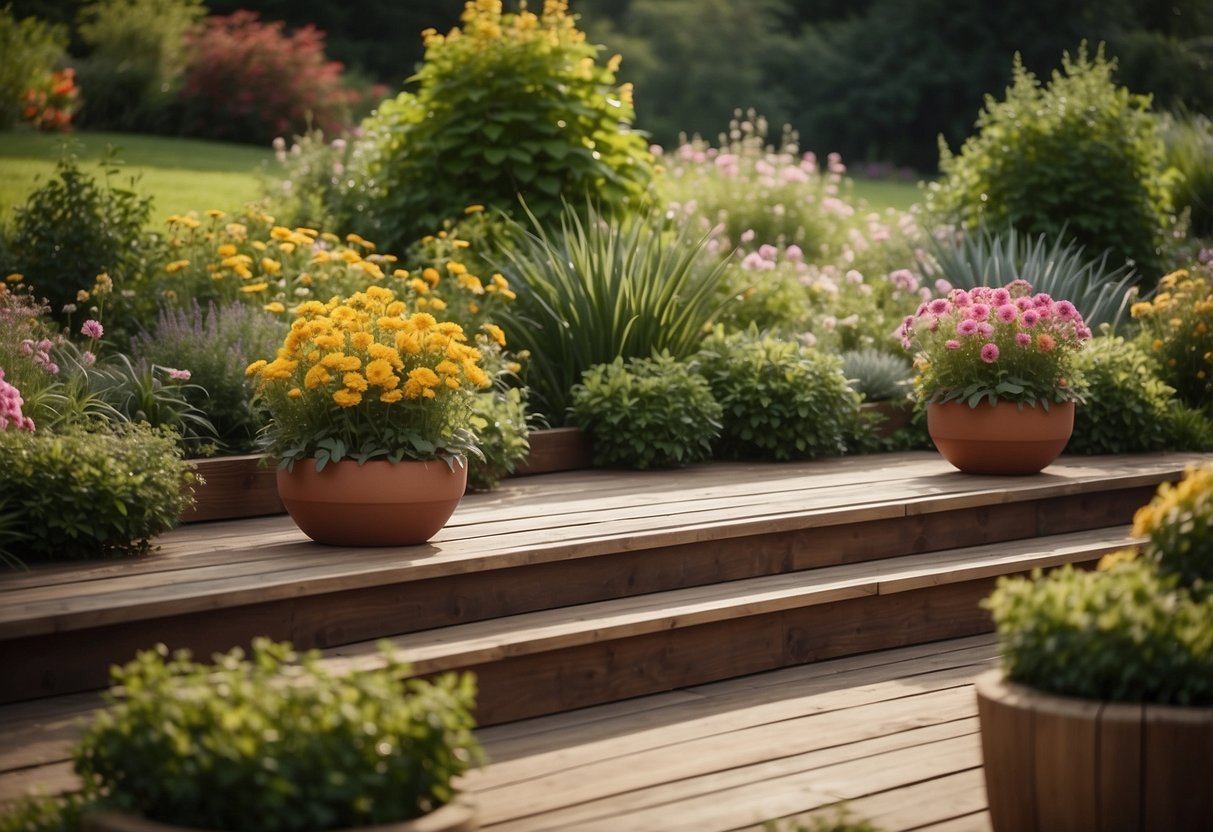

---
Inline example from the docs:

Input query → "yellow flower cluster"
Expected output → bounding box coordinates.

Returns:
[247,285,491,411]
[1130,265,1213,408]
[1132,463,1213,539]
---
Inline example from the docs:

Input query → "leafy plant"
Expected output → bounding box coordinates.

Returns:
[926,227,1139,331]
[495,201,732,422]
[1,151,153,325]
[0,421,195,564]
[247,285,490,471]
[131,301,287,453]
[766,804,883,832]
[467,385,531,492]
[696,326,861,461]
[924,43,1175,278]
[571,352,722,469]
[0,6,69,130]
[343,0,655,251]
[898,280,1092,408]
[73,0,205,133]
[840,348,913,403]
[1067,334,1180,454]
[74,639,482,831]
[0,792,86,832]
[1130,263,1213,412]
[1162,111,1213,238]
[178,11,355,146]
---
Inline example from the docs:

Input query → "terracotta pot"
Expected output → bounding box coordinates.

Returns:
[927,399,1074,475]
[975,670,1213,831]
[277,458,467,546]
[82,798,478,832]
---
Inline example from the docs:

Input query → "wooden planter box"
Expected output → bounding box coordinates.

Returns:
[184,429,593,524]
[975,669,1213,831]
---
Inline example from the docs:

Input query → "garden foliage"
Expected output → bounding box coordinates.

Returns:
[0,6,68,130]
[1162,111,1213,238]
[924,44,1174,278]
[571,352,721,469]
[1131,262,1213,413]
[75,640,482,831]
[0,421,195,564]
[696,326,860,461]
[342,0,655,251]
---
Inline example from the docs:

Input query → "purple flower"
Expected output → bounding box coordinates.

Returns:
[981,343,1000,363]
[81,319,104,340]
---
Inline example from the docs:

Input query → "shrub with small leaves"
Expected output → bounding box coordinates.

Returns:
[924,43,1174,277]
[571,352,721,469]
[984,560,1213,705]
[1066,334,1176,454]
[696,327,861,461]
[0,421,195,564]
[467,386,531,491]
[0,792,86,832]
[344,0,654,251]
[74,639,482,831]
[1130,263,1213,412]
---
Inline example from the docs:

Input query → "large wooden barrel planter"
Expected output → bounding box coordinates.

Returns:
[975,669,1213,831]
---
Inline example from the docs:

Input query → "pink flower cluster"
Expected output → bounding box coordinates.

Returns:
[19,338,58,375]
[898,279,1092,357]
[0,369,34,432]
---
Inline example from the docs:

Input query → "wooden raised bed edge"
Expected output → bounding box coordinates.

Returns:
[183,428,592,524]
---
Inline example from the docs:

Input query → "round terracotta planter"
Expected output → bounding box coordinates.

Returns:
[975,669,1213,831]
[927,400,1074,475]
[82,797,478,832]
[276,458,467,546]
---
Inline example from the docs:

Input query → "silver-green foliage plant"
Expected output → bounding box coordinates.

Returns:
[923,43,1174,278]
[926,226,1138,330]
[75,639,483,832]
[467,386,531,491]
[340,0,654,252]
[495,202,732,422]
[697,327,861,461]
[0,422,195,565]
[571,352,722,469]
[840,348,913,403]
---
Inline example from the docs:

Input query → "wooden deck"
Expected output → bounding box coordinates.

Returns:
[1,450,1207,827]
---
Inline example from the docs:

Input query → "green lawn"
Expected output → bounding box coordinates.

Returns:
[0,130,925,230]
[0,130,280,227]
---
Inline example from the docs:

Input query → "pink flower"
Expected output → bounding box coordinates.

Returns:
[1055,300,1078,320]
[929,298,950,315]
[991,287,1011,306]
[1021,309,1040,327]
[956,319,979,336]
[977,322,995,337]
[981,343,1000,363]
[81,350,96,367]
[889,268,919,292]
[1015,332,1032,347]
[81,319,104,340]
[785,244,804,262]
[167,368,192,381]
[951,290,972,308]
[758,244,779,261]
[996,304,1018,323]
[945,339,962,350]
[969,303,991,322]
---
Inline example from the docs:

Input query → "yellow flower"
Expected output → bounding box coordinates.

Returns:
[445,377,461,389]
[408,312,438,332]
[1152,339,1163,351]
[436,360,460,376]
[423,267,441,286]
[234,264,253,280]
[270,226,293,240]
[262,357,298,380]
[350,332,375,351]
[4,273,22,283]
[287,387,302,398]
[393,268,411,280]
[380,389,404,403]
[409,278,430,295]
[165,260,191,273]
[245,359,268,376]
[482,323,506,346]
[1129,301,1151,318]
[368,343,403,367]
[206,209,226,219]
[464,204,485,214]
[304,365,332,389]
[343,372,369,392]
[446,261,468,275]
[365,359,398,388]
[240,282,269,293]
[408,367,440,388]
[217,243,238,257]
[333,388,362,408]
[261,257,282,275]
[457,273,485,294]
[263,302,286,314]
[429,298,448,311]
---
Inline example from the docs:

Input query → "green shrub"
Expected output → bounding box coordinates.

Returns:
[342,0,654,251]
[495,202,731,422]
[1162,111,1213,239]
[571,352,721,469]
[0,421,195,564]
[0,792,85,832]
[840,348,913,403]
[1066,335,1176,454]
[467,386,531,492]
[74,640,482,831]
[926,227,1138,330]
[73,0,205,133]
[131,301,286,454]
[766,805,883,832]
[0,6,69,130]
[696,327,861,461]
[2,152,153,326]
[984,560,1213,705]
[924,43,1175,278]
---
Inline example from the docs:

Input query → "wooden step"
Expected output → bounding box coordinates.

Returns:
[320,527,1130,724]
[0,453,1184,705]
